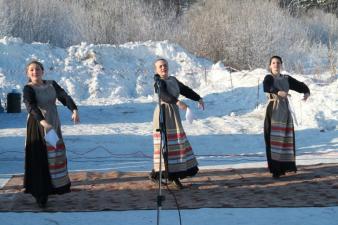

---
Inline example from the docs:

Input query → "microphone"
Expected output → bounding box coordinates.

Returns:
[154,74,161,82]
[154,74,162,92]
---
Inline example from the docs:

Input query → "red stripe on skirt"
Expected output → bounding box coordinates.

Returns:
[49,162,67,170]
[270,141,294,148]
[47,143,65,151]
[271,127,293,132]
[154,146,192,156]
[153,133,187,140]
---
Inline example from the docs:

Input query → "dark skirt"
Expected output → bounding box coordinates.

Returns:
[264,102,297,175]
[24,116,70,199]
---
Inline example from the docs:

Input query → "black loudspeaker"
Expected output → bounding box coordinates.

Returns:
[7,91,21,113]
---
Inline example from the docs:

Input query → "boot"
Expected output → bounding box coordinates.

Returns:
[272,171,281,179]
[173,178,184,189]
[149,170,171,185]
[36,196,48,208]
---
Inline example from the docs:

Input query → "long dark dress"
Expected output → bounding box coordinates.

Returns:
[263,74,310,177]
[23,80,77,200]
[152,76,202,181]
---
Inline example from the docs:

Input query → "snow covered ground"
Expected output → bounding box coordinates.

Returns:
[2,207,338,225]
[0,37,337,224]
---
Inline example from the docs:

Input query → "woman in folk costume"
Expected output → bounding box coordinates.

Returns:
[23,60,80,208]
[263,56,310,178]
[150,58,205,188]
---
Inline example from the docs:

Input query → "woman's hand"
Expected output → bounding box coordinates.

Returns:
[71,110,80,124]
[198,98,205,110]
[277,91,288,98]
[40,120,52,131]
[176,100,188,110]
[303,93,310,101]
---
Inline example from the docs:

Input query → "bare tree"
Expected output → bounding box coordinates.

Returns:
[0,0,337,72]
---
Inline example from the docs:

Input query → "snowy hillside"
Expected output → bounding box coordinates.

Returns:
[0,37,212,103]
[1,36,337,127]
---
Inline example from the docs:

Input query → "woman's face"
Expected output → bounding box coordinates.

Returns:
[155,60,168,79]
[269,58,282,75]
[27,63,44,83]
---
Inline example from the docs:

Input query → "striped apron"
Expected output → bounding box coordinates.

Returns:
[152,77,198,176]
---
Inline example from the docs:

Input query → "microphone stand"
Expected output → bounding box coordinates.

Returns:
[155,77,168,225]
